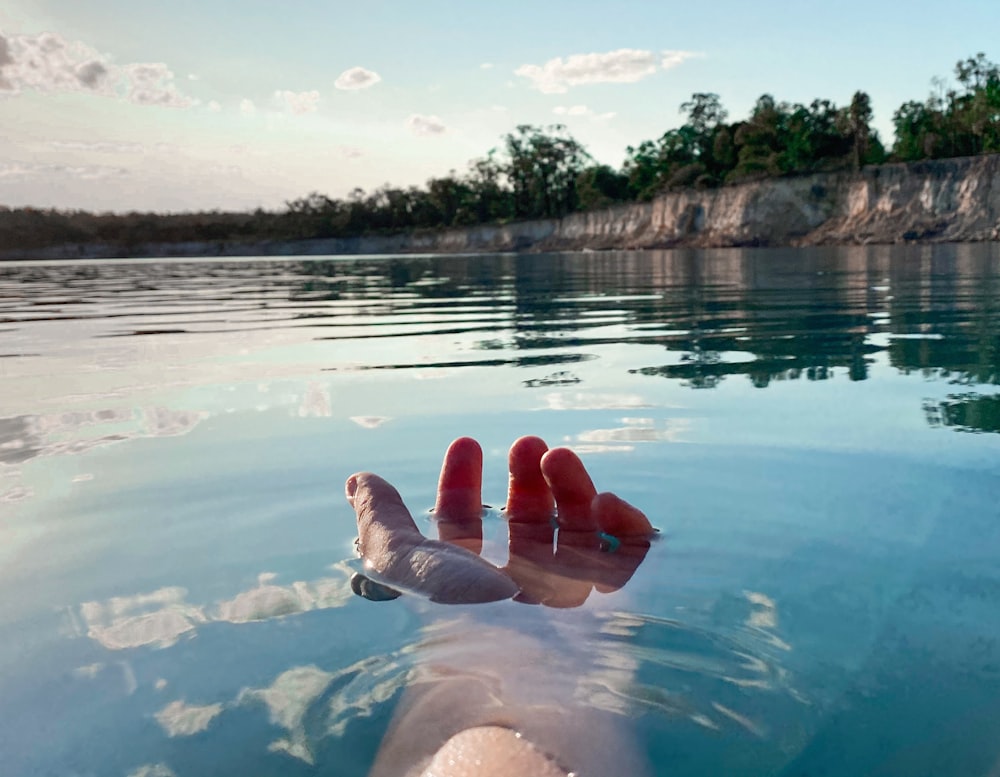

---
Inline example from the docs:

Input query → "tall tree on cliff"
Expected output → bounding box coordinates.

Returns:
[465,151,514,223]
[623,93,730,197]
[679,92,730,185]
[892,52,1000,160]
[842,91,885,170]
[780,99,848,172]
[954,52,1000,154]
[426,174,474,227]
[576,164,630,210]
[728,95,789,181]
[502,125,591,219]
[892,100,937,160]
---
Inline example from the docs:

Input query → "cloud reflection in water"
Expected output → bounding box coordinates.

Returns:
[126,764,176,777]
[78,565,356,650]
[71,574,799,770]
[0,406,206,501]
[155,699,224,737]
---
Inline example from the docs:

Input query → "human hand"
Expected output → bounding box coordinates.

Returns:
[345,436,655,607]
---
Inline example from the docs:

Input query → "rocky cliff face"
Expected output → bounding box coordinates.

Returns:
[6,156,999,261]
[391,153,1000,254]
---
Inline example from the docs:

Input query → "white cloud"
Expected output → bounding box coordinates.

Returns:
[274,89,320,115]
[515,48,699,93]
[0,160,129,180]
[338,145,364,159]
[206,100,221,112]
[0,30,192,107]
[239,98,256,116]
[334,66,380,91]
[480,62,494,70]
[661,50,697,69]
[405,113,446,136]
[47,140,145,153]
[122,62,192,108]
[553,104,616,121]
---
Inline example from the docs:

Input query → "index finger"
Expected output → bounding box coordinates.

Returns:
[433,437,485,553]
[433,436,484,521]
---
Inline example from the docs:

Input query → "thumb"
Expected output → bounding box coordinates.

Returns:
[346,472,423,562]
[346,471,518,604]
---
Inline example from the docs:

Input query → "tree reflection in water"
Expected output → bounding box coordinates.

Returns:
[293,243,1000,427]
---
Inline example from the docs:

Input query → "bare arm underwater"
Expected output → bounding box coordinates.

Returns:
[345,436,657,777]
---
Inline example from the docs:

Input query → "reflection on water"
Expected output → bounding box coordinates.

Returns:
[2,244,997,416]
[1,245,999,777]
[926,393,1000,433]
[75,565,357,650]
[1,243,997,504]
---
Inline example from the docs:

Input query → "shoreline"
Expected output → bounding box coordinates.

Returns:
[3,155,998,261]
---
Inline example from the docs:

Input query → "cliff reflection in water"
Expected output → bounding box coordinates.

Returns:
[295,243,999,430]
[2,243,997,433]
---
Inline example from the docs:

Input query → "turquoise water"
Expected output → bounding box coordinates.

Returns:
[1,244,998,776]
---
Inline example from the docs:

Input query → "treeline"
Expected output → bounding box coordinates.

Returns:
[1,53,998,253]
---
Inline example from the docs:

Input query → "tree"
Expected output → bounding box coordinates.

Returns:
[465,151,514,222]
[955,53,1000,154]
[892,53,1000,160]
[502,125,591,219]
[680,92,728,136]
[426,174,472,227]
[679,92,729,181]
[623,139,664,201]
[729,95,789,181]
[576,165,630,210]
[844,91,876,170]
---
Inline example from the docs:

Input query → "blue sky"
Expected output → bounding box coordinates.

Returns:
[1,0,997,212]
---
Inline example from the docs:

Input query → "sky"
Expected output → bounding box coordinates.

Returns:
[1,0,998,213]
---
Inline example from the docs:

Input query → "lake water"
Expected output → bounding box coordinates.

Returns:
[1,244,998,777]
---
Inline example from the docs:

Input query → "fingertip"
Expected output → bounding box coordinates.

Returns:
[539,446,591,483]
[439,437,483,482]
[445,436,483,465]
[539,445,574,467]
[435,437,484,521]
[506,436,554,521]
[345,473,360,502]
[508,436,549,474]
[592,491,655,537]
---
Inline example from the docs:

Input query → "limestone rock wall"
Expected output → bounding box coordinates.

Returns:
[372,154,1000,253]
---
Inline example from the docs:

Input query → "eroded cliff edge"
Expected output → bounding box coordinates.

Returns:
[400,153,1000,254]
[7,155,1000,260]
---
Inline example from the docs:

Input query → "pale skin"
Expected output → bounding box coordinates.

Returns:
[345,435,657,777]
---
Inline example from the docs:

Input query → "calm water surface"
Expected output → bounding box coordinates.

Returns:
[1,245,998,776]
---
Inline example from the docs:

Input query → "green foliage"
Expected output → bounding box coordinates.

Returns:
[892,52,1000,160]
[576,165,630,210]
[503,124,591,219]
[624,93,729,198]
